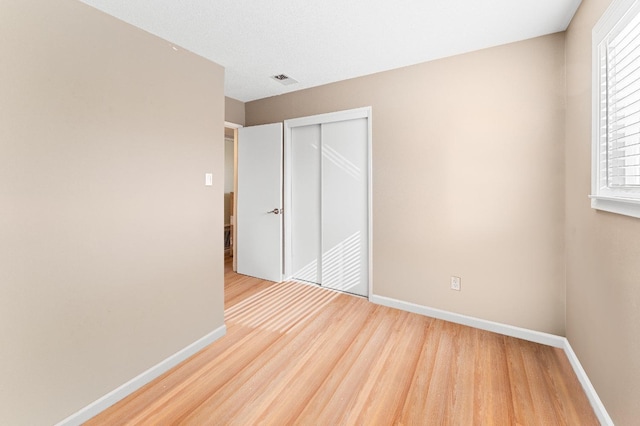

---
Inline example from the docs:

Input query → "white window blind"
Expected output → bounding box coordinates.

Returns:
[592,0,640,217]
[602,10,640,189]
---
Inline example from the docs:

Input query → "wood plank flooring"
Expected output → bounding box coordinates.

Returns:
[87,257,598,425]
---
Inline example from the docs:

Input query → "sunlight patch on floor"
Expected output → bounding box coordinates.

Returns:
[225,281,339,334]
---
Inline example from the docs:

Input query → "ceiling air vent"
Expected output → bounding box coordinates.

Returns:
[271,74,298,86]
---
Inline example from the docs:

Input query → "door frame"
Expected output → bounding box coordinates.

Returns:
[283,107,373,299]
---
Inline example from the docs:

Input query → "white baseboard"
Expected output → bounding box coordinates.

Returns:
[55,325,227,426]
[369,294,565,347]
[370,294,613,425]
[562,340,614,425]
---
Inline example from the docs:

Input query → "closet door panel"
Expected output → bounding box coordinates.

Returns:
[290,124,322,284]
[321,118,369,296]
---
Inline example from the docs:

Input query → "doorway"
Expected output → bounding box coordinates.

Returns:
[224,121,242,272]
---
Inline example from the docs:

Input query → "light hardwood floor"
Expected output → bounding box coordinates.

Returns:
[87,257,598,425]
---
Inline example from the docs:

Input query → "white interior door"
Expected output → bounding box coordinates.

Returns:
[237,123,283,282]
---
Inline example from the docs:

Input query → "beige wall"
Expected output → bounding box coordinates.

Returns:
[565,0,640,424]
[225,96,246,126]
[0,1,225,424]
[247,33,566,335]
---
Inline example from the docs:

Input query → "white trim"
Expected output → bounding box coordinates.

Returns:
[370,294,614,424]
[562,340,614,425]
[283,122,293,279]
[370,294,565,347]
[54,325,227,426]
[591,23,600,207]
[593,0,638,36]
[224,121,243,129]
[590,194,640,218]
[367,109,374,300]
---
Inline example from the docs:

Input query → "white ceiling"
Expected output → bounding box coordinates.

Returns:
[79,0,582,102]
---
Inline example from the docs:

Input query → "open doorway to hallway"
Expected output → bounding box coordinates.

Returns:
[224,122,241,272]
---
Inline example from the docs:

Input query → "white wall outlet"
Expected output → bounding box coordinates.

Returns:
[450,276,461,291]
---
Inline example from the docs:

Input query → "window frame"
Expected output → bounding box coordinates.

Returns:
[591,0,640,218]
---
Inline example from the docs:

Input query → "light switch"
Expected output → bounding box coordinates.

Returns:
[205,173,213,186]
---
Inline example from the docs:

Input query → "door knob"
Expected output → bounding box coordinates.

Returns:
[268,208,281,215]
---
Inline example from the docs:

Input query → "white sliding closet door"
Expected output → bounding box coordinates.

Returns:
[290,124,321,284]
[285,107,371,298]
[321,118,369,296]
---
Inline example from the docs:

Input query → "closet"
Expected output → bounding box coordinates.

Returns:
[284,108,371,297]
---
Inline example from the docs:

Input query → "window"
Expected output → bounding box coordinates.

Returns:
[592,0,640,218]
